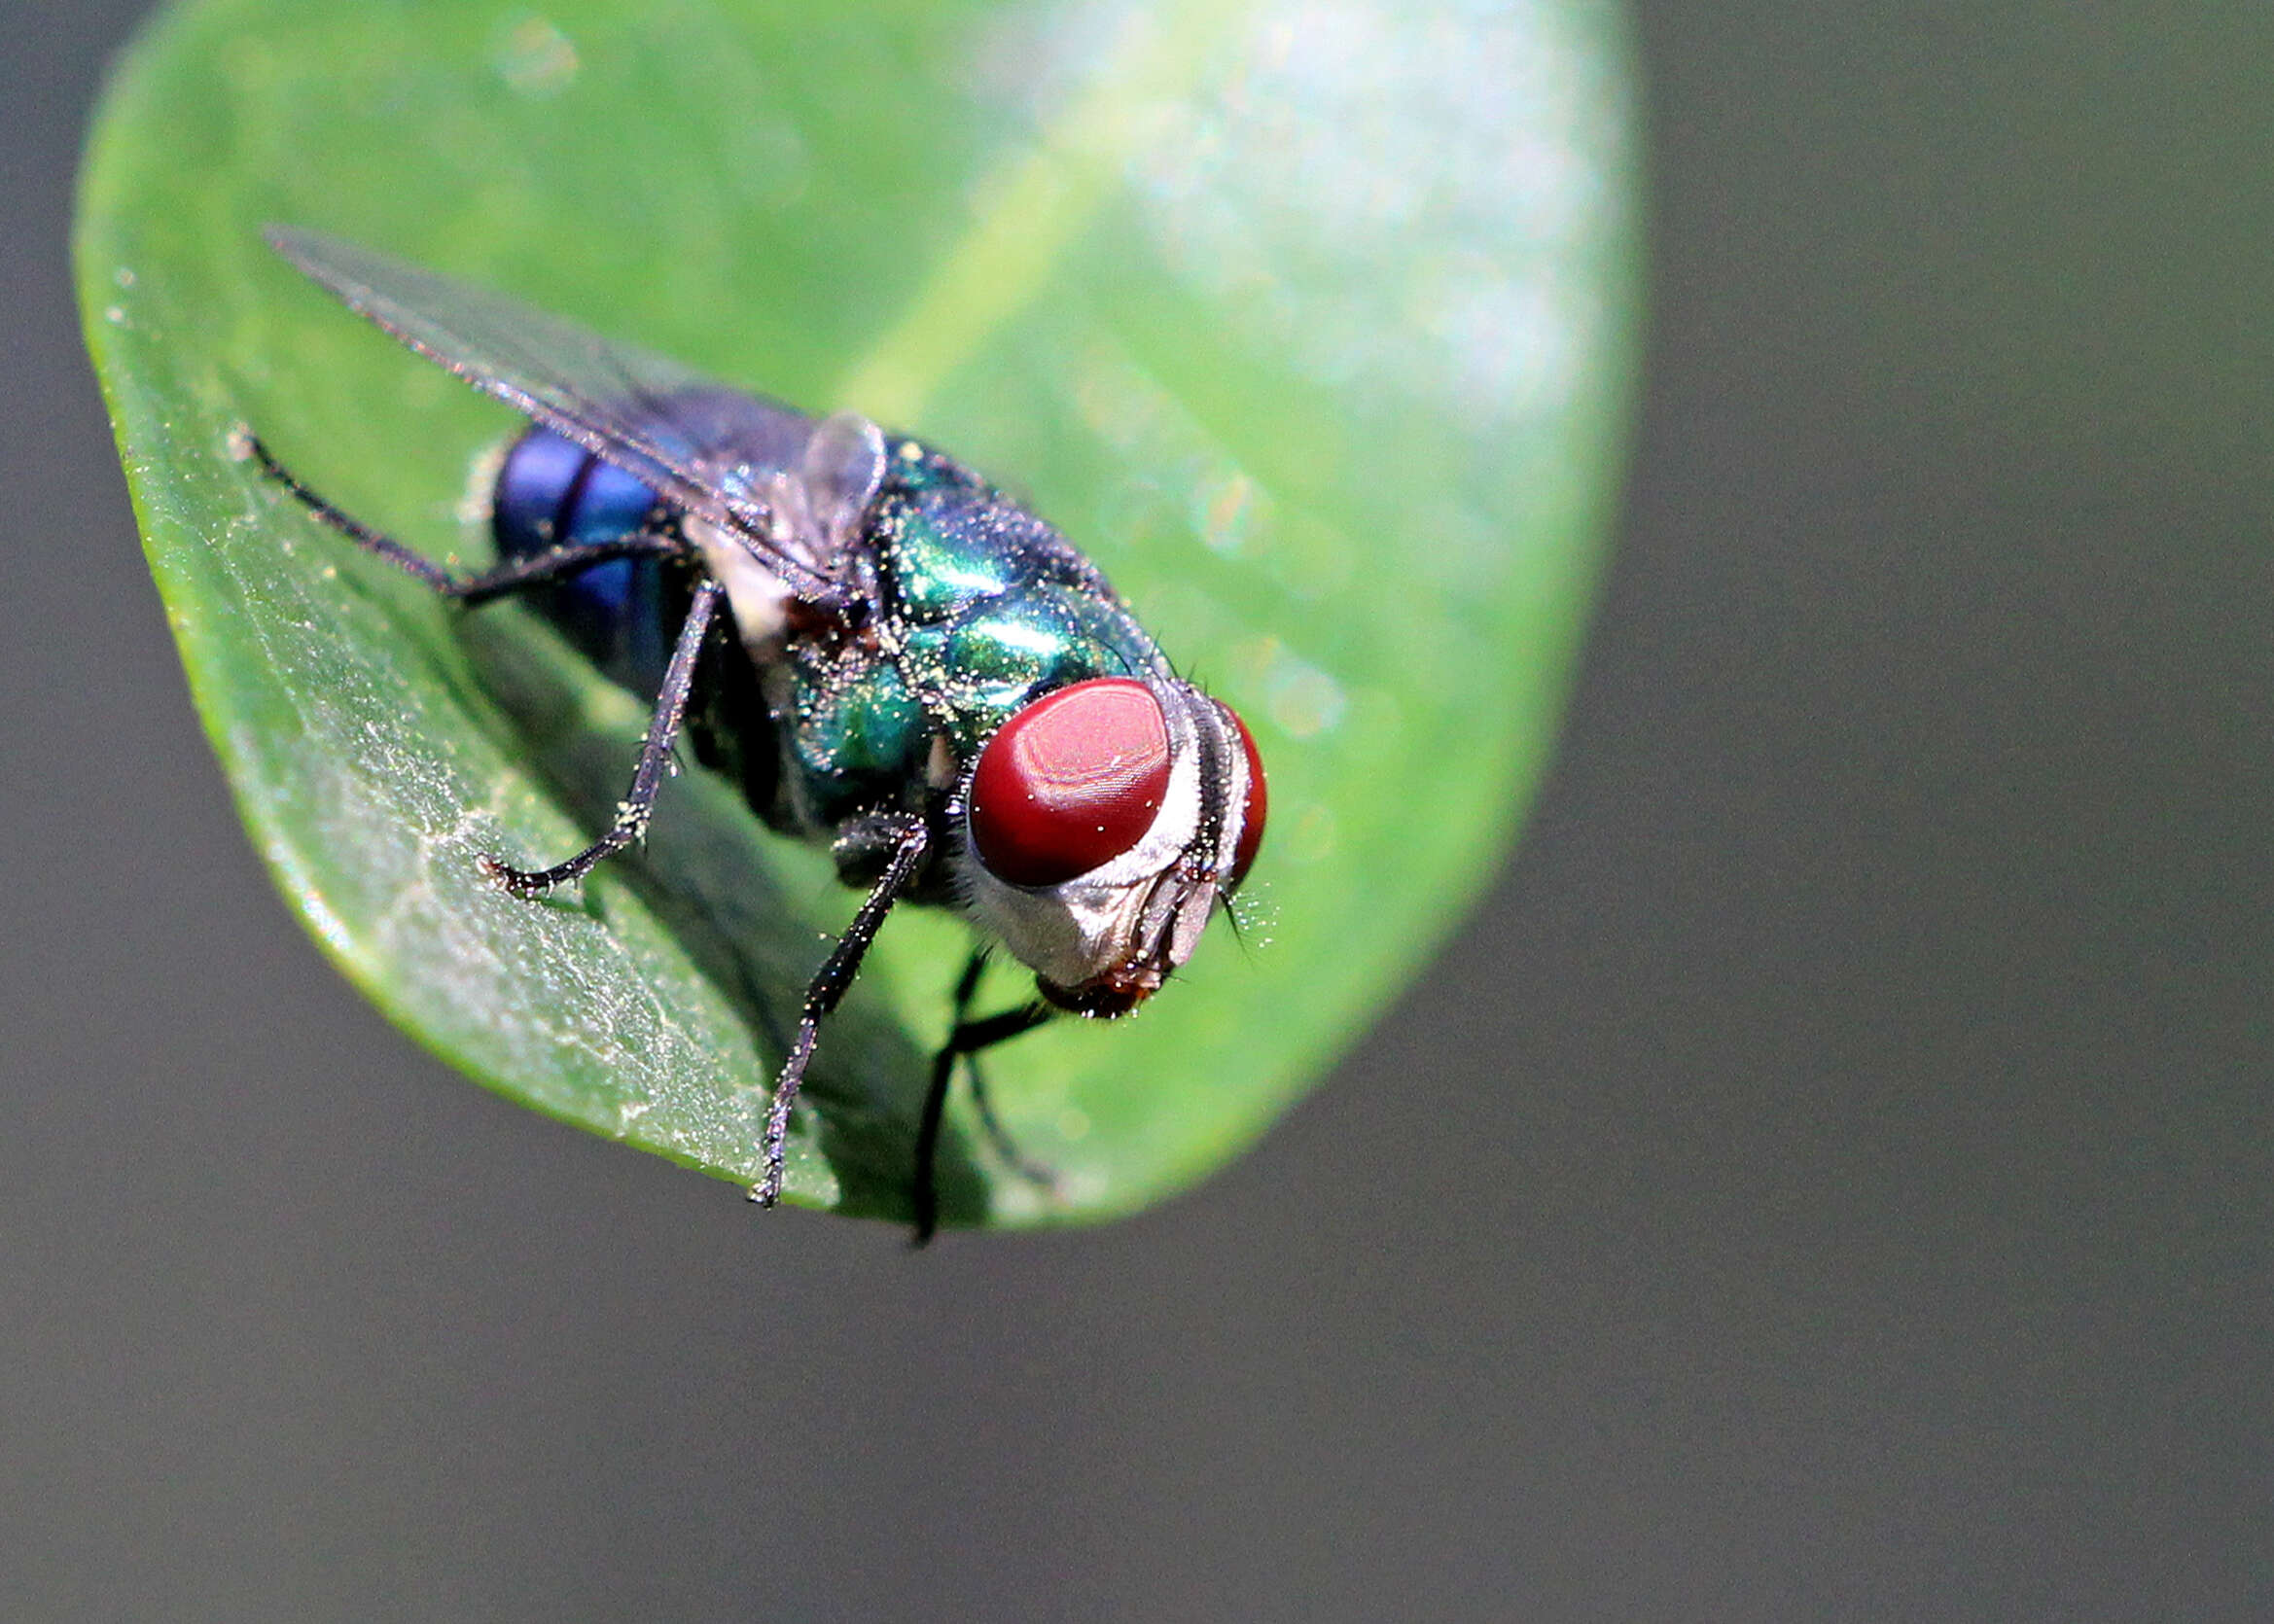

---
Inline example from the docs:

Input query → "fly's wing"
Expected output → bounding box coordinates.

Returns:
[266,226,844,598]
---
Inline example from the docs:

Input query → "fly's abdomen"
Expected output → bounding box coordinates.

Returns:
[492,426,672,693]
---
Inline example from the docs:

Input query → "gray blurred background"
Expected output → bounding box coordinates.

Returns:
[10,3,2274,1619]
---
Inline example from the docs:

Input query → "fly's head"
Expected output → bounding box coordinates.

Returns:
[957,676,1266,1017]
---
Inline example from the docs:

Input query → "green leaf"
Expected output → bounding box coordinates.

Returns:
[76,0,1640,1227]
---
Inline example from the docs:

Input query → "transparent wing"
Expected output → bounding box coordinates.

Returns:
[266,225,839,597]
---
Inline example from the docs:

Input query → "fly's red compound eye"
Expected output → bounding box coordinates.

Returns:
[970,678,1172,887]
[1222,703,1266,891]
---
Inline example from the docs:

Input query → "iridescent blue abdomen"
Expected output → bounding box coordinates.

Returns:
[492,425,672,694]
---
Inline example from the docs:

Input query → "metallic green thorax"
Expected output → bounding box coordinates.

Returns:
[781,440,1168,830]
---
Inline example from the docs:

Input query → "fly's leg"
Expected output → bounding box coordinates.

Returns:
[751,815,932,1213]
[476,579,721,896]
[947,949,1060,1190]
[910,949,1057,1245]
[966,1047,1060,1189]
[245,432,680,599]
[249,430,712,896]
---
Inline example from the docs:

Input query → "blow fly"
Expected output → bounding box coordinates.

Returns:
[249,228,1265,1239]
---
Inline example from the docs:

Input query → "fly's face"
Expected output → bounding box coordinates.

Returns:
[961,676,1266,1017]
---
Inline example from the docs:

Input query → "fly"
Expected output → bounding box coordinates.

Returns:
[247,227,1266,1241]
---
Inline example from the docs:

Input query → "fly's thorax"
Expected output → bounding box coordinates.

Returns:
[784,659,931,831]
[899,590,1164,756]
[954,676,1262,1013]
[873,477,1167,748]
[688,504,927,838]
[721,460,1153,841]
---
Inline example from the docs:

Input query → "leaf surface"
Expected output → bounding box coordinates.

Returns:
[78,0,1640,1225]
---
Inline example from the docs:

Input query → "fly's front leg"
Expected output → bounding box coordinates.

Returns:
[910,948,1057,1245]
[751,814,932,1212]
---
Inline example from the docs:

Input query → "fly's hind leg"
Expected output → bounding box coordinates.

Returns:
[243,432,680,600]
[245,430,707,896]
